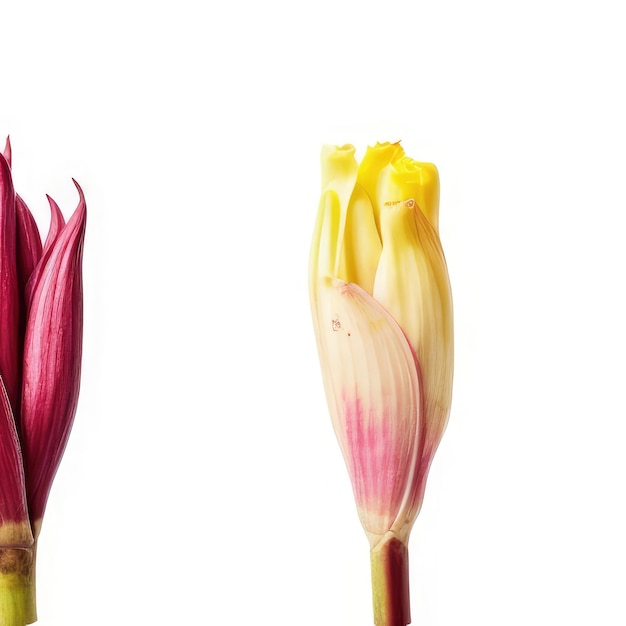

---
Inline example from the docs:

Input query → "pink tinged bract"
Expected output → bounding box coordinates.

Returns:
[310,187,424,542]
[312,279,423,542]
[21,182,86,523]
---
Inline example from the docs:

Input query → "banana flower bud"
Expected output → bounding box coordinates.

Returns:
[0,137,86,626]
[309,143,453,626]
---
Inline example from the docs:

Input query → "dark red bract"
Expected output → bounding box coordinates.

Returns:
[0,137,86,533]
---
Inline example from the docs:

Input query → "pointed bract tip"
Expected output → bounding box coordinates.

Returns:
[46,194,60,211]
[41,195,65,256]
[2,136,11,168]
[72,178,84,197]
[71,179,86,217]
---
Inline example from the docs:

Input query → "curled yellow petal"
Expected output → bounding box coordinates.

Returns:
[379,156,440,232]
[356,142,405,234]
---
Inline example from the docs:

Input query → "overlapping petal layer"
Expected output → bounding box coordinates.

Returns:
[21,183,86,524]
[374,177,453,522]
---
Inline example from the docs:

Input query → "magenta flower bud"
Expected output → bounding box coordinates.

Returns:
[0,137,86,626]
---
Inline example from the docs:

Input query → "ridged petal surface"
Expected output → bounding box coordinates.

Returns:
[21,183,86,523]
[373,190,453,523]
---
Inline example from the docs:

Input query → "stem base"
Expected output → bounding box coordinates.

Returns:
[0,548,36,626]
[370,534,410,626]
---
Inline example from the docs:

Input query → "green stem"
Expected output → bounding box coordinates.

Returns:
[0,547,36,626]
[370,533,410,626]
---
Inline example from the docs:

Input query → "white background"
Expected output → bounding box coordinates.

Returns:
[2,1,626,624]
